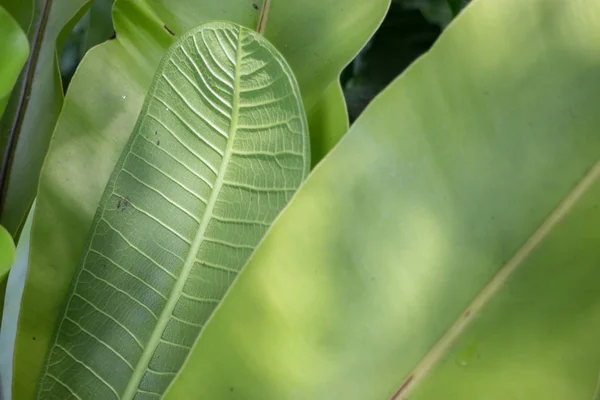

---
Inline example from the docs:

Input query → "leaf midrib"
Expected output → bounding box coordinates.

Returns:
[393,158,600,399]
[121,27,245,400]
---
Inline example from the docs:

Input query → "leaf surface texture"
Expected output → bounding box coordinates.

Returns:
[37,21,309,400]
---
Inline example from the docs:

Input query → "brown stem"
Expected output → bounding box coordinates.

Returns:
[0,0,53,214]
[257,0,270,35]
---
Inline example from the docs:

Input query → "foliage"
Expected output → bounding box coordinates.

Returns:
[167,0,600,398]
[37,21,310,399]
[0,0,91,237]
[13,1,388,399]
[59,0,115,89]
[0,224,15,312]
[0,4,27,364]
[343,3,441,121]
[0,203,34,399]
[401,0,469,26]
[0,5,28,116]
[2,0,599,399]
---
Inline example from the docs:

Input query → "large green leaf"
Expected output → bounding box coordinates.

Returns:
[0,0,91,237]
[166,0,600,398]
[14,1,389,398]
[36,21,309,399]
[0,5,29,116]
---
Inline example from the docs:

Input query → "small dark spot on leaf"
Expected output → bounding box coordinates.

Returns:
[155,131,158,135]
[109,31,116,40]
[465,310,471,318]
[33,337,36,340]
[164,24,175,36]
[121,196,130,212]
[230,387,234,392]
[156,140,160,146]
[117,199,122,209]
[252,2,259,10]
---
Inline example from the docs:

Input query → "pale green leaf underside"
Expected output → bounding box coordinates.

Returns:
[37,21,309,400]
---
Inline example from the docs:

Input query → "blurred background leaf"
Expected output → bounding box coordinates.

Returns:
[341,0,470,121]
[0,5,28,116]
[59,0,114,89]
[0,224,15,316]
[403,0,469,26]
[56,0,470,124]
[53,0,472,162]
[0,0,91,239]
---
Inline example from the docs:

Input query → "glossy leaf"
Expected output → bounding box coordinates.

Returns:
[166,0,600,398]
[15,1,389,398]
[0,5,28,116]
[0,0,91,236]
[37,21,309,399]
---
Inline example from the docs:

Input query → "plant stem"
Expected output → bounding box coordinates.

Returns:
[257,0,270,35]
[0,0,52,216]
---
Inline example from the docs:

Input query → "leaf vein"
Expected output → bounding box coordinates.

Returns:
[99,217,179,280]
[64,316,135,370]
[55,344,120,398]
[87,250,168,300]
[146,114,219,174]
[72,294,145,350]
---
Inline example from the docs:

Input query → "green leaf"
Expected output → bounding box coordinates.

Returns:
[0,224,16,311]
[166,0,600,398]
[0,201,35,400]
[0,0,91,237]
[59,0,115,88]
[15,1,389,398]
[0,5,29,117]
[83,0,115,51]
[307,80,349,166]
[344,4,440,121]
[37,21,309,399]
